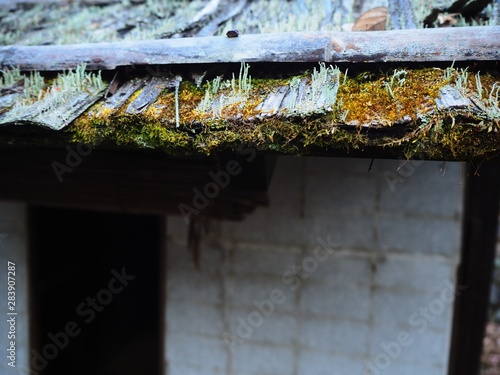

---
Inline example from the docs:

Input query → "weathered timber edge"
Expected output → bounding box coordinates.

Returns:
[0,26,499,71]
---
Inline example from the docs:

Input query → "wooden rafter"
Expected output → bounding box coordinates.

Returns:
[0,26,499,71]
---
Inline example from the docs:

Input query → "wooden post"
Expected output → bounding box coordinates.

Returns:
[448,162,500,375]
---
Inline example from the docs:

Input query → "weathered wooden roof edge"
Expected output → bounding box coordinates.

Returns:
[2,63,498,162]
[1,26,499,71]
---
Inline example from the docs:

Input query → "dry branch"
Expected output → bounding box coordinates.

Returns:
[0,26,499,71]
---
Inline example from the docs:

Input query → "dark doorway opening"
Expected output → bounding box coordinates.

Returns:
[29,206,162,375]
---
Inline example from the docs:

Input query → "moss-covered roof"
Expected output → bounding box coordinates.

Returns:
[0,0,499,161]
[1,0,498,45]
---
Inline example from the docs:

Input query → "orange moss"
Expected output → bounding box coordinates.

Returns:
[337,68,446,125]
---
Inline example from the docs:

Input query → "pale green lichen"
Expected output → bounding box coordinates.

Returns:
[475,71,484,100]
[197,62,252,117]
[443,61,455,82]
[0,4,122,45]
[485,83,500,121]
[0,67,23,89]
[285,63,340,115]
[22,71,45,101]
[448,66,500,126]
[0,0,208,45]
[218,0,342,35]
[125,0,206,40]
[0,5,45,44]
[1,64,106,125]
[384,69,408,99]
[56,64,106,94]
[472,73,500,126]
[455,68,469,93]
[410,0,434,27]
[235,62,252,96]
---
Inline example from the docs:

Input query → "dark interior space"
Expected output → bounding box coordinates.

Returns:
[28,206,162,375]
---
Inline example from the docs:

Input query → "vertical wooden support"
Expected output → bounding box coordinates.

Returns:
[448,162,500,375]
[159,215,167,375]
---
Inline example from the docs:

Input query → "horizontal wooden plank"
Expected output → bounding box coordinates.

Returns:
[1,26,499,71]
[0,147,271,219]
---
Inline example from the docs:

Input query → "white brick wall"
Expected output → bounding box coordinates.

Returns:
[165,156,464,375]
[0,201,29,374]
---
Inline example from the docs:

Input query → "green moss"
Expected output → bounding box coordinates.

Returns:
[69,66,500,161]
[400,113,500,160]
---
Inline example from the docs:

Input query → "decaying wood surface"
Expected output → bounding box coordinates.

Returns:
[125,76,175,114]
[0,89,105,130]
[103,79,145,110]
[435,85,478,110]
[1,26,499,71]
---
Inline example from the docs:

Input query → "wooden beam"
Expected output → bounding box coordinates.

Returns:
[0,26,499,71]
[0,147,271,220]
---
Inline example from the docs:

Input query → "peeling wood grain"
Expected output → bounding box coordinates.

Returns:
[0,89,105,130]
[104,78,145,110]
[1,26,499,71]
[126,76,175,114]
[281,77,308,111]
[436,85,477,110]
[202,65,340,119]
[0,93,22,112]
[255,86,289,115]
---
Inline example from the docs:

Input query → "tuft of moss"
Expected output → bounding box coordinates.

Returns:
[336,68,446,126]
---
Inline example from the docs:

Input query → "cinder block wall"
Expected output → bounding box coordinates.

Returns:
[165,156,464,375]
[0,201,29,373]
